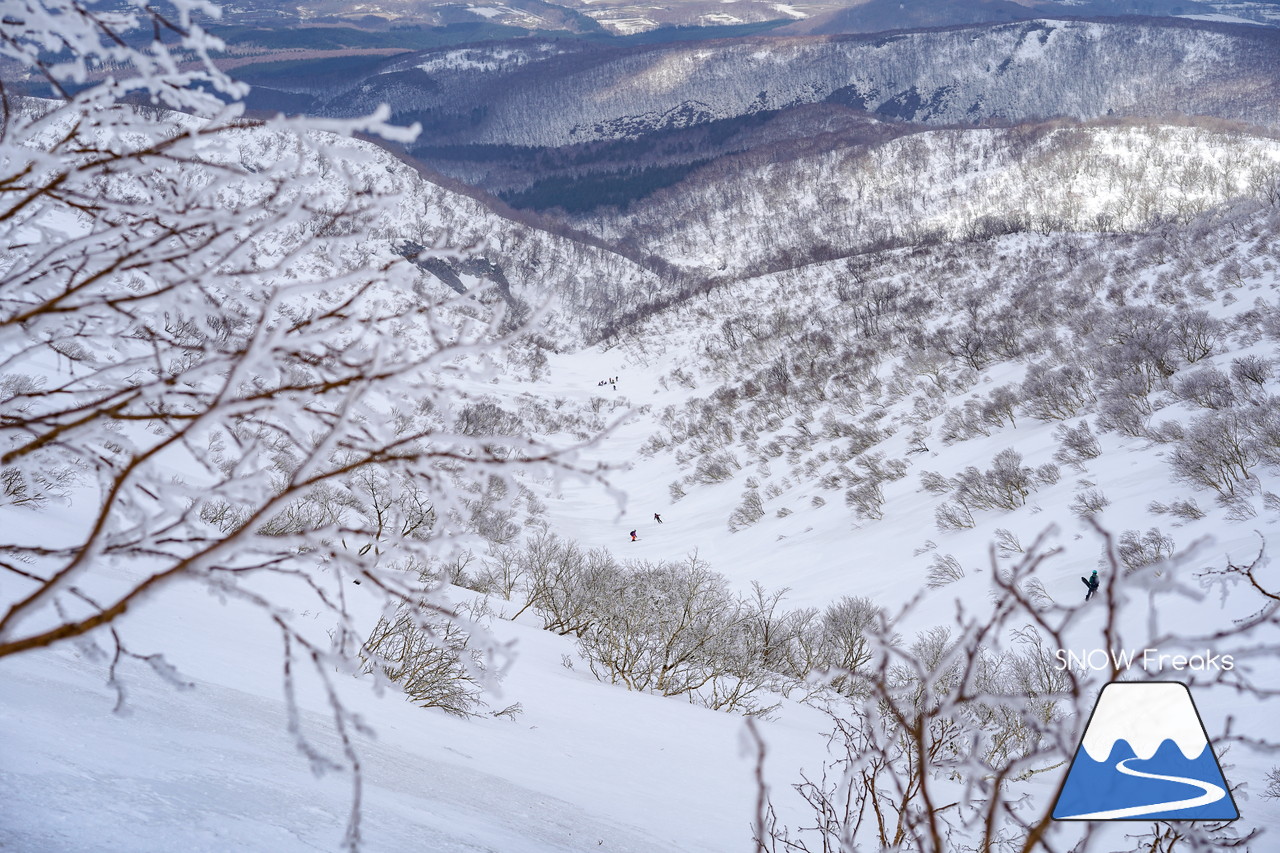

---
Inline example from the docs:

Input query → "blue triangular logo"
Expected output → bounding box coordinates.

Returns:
[1052,682,1238,821]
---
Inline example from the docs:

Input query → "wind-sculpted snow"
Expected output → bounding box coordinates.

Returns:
[323,18,1280,147]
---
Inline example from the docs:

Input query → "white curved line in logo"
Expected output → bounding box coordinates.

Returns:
[1057,757,1227,820]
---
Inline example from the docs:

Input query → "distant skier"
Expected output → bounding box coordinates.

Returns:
[1082,570,1100,601]
[654,513,663,523]
[630,530,638,541]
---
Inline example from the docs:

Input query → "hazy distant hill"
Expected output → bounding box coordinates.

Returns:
[315,18,1280,148]
[776,0,1225,36]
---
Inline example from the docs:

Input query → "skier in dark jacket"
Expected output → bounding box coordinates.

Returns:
[1082,570,1100,601]
[654,513,663,523]
[630,530,637,541]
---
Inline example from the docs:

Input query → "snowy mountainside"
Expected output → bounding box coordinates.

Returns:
[5,65,1280,853]
[324,141,664,342]
[776,0,1228,35]
[321,17,1280,147]
[569,121,1280,278]
[573,199,1280,611]
[151,106,665,343]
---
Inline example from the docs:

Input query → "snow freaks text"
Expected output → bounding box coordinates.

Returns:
[1054,649,1235,672]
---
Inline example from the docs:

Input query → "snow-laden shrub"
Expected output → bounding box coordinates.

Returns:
[361,610,486,717]
[1172,366,1236,410]
[1070,488,1111,518]
[1116,527,1175,574]
[1148,497,1206,521]
[691,450,741,484]
[1020,361,1096,421]
[729,488,766,531]
[1052,420,1102,469]
[926,553,966,588]
[1169,411,1259,497]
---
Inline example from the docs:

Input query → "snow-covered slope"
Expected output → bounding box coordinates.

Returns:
[573,121,1280,277]
[4,89,1280,853]
[327,18,1280,146]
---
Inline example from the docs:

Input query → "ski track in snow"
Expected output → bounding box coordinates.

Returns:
[1058,757,1227,820]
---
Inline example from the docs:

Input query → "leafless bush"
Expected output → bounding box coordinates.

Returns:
[1169,411,1259,497]
[730,488,767,531]
[361,609,486,717]
[810,596,882,699]
[919,470,953,495]
[510,534,620,636]
[1230,354,1272,391]
[1052,420,1102,470]
[926,553,966,588]
[995,528,1023,557]
[1266,767,1280,800]
[575,553,779,714]
[1020,361,1096,421]
[1170,307,1223,363]
[1116,527,1176,574]
[950,449,1039,512]
[1172,366,1236,410]
[935,500,976,530]
[845,482,886,521]
[692,450,741,484]
[1070,488,1111,518]
[1148,498,1206,521]
[1035,462,1062,486]
[1095,387,1153,437]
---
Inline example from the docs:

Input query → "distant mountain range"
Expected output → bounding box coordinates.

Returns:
[210,0,1280,37]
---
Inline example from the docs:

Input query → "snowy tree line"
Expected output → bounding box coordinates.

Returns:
[639,194,1280,541]
[578,122,1280,280]
[369,533,883,716]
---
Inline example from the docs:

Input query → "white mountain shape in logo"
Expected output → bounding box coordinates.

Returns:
[1053,681,1238,821]
[1080,682,1208,762]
